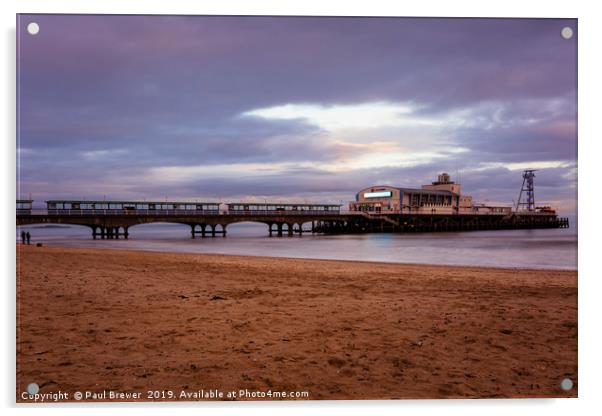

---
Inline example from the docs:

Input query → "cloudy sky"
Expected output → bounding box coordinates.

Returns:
[17,15,577,213]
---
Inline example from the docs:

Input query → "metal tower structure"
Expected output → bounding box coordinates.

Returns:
[515,169,537,211]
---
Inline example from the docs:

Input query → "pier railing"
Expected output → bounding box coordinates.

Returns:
[18,208,561,219]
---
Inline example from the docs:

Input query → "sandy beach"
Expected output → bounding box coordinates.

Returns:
[16,245,577,401]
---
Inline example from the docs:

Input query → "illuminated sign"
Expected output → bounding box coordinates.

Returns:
[364,191,392,198]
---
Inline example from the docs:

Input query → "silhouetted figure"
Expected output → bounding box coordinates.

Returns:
[21,231,26,245]
[26,232,31,245]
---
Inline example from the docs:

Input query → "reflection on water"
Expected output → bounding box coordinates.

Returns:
[16,222,577,270]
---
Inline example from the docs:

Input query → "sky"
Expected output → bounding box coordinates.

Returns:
[17,15,577,214]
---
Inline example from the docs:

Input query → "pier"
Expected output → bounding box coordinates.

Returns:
[16,199,568,239]
[16,172,570,239]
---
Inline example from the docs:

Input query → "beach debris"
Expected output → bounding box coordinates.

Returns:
[210,295,226,301]
[500,329,513,335]
[178,295,189,299]
[36,243,43,247]
[410,340,423,347]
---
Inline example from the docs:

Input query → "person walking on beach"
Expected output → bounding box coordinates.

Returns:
[21,230,25,245]
[26,232,31,245]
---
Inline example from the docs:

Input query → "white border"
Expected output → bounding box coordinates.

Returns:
[2,1,600,415]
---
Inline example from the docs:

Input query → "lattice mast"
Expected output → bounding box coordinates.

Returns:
[515,169,537,211]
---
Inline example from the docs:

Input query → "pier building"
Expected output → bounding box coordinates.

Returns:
[349,173,512,215]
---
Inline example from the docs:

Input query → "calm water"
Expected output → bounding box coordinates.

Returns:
[16,221,577,270]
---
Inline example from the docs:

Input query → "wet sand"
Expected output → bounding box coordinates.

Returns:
[16,245,577,401]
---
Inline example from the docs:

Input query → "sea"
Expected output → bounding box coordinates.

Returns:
[16,220,577,270]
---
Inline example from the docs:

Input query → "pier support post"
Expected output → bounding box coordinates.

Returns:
[268,223,273,237]
[222,224,227,237]
[277,223,283,237]
[298,223,303,236]
[287,223,293,237]
[211,224,216,237]
[92,226,97,239]
[124,226,129,239]
[191,225,196,239]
